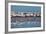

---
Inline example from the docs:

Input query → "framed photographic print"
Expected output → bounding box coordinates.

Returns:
[5,1,45,34]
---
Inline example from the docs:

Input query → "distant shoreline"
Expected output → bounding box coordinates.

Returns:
[11,15,41,18]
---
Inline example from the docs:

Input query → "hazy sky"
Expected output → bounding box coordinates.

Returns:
[11,5,41,13]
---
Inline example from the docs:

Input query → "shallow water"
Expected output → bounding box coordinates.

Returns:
[11,17,41,28]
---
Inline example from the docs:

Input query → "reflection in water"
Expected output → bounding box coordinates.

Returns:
[11,17,41,28]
